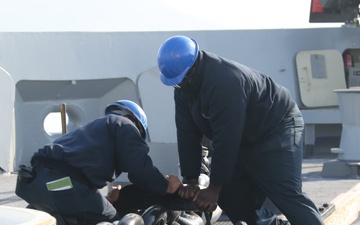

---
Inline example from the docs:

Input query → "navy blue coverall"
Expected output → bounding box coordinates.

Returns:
[16,114,169,224]
[175,50,324,225]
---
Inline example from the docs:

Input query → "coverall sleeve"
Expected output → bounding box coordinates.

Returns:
[174,90,204,179]
[112,120,169,196]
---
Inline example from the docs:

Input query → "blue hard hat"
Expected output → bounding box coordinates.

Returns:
[157,35,199,86]
[104,100,148,140]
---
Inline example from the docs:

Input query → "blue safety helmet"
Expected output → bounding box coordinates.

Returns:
[104,100,148,140]
[157,35,199,86]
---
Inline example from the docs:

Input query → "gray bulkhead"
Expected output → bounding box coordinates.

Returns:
[0,28,359,173]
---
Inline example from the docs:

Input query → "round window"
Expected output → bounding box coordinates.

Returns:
[43,112,69,136]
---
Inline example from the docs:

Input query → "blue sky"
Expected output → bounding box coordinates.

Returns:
[0,0,343,32]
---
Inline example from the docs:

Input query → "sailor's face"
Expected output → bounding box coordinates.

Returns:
[173,64,197,89]
[173,73,191,89]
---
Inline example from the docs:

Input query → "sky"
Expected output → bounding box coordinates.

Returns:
[0,0,344,32]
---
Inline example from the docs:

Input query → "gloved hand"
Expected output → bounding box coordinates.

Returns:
[165,174,182,194]
[193,184,221,212]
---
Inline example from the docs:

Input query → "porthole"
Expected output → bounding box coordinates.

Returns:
[43,112,68,136]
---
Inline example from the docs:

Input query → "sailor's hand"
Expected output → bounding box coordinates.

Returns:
[165,175,182,194]
[106,184,121,204]
[177,181,200,200]
[194,184,221,212]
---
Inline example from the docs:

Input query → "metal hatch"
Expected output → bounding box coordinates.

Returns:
[296,49,347,107]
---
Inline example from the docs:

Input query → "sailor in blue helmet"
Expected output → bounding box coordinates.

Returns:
[157,36,324,225]
[16,100,181,225]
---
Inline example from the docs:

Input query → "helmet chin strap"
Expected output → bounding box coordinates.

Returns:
[127,116,145,138]
[110,109,145,137]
